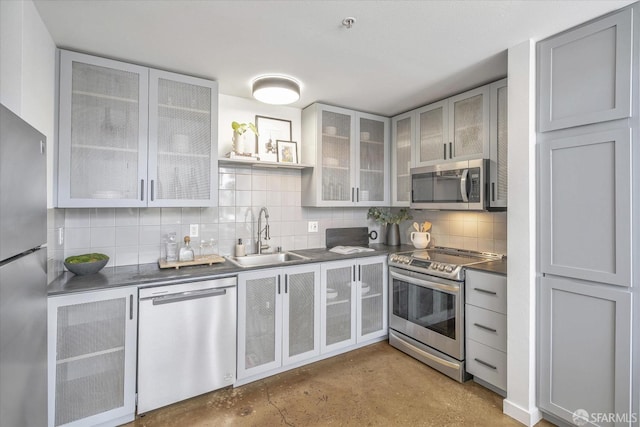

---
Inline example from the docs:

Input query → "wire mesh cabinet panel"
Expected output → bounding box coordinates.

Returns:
[237,269,282,380]
[391,111,414,206]
[356,113,390,206]
[489,79,508,209]
[57,50,149,207]
[356,256,388,342]
[282,264,321,366]
[448,86,490,161]
[415,100,449,167]
[148,69,218,207]
[321,260,357,353]
[47,287,137,427]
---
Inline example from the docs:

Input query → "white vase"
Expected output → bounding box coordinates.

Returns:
[233,132,244,154]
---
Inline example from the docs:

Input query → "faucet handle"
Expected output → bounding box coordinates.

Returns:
[276,246,282,253]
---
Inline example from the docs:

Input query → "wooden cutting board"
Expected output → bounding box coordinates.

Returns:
[158,254,226,269]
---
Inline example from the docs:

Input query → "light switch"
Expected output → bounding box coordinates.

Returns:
[308,221,318,233]
[190,224,199,237]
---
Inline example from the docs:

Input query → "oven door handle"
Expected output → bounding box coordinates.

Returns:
[390,270,459,294]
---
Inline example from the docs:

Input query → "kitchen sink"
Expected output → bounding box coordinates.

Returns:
[226,251,309,268]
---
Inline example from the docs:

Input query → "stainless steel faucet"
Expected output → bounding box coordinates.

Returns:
[257,207,270,254]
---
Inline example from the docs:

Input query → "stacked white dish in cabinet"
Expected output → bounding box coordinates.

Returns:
[465,269,507,394]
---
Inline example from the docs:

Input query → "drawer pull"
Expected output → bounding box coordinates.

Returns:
[473,323,497,333]
[474,287,497,295]
[474,358,497,370]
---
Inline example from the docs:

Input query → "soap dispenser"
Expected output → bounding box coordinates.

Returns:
[235,238,246,257]
[178,236,195,262]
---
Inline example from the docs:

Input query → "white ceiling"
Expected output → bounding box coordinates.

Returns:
[34,0,633,117]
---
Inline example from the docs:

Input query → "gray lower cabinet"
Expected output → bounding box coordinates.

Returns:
[47,287,137,427]
[320,256,388,354]
[236,264,321,382]
[465,270,507,393]
[539,275,632,426]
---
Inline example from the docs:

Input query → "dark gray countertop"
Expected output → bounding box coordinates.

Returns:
[47,244,396,296]
[48,243,507,296]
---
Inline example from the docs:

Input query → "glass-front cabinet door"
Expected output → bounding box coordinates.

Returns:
[320,108,354,204]
[448,86,490,161]
[415,100,448,167]
[237,269,282,379]
[282,264,321,366]
[356,256,388,342]
[356,114,389,205]
[148,70,218,207]
[321,260,356,353]
[57,50,149,207]
[391,112,414,206]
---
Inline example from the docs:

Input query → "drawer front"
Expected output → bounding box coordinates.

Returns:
[465,270,507,314]
[465,304,507,352]
[466,339,507,391]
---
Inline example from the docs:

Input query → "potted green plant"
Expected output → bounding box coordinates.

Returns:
[231,121,259,154]
[367,207,412,246]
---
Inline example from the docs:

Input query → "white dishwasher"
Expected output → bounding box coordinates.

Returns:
[137,276,237,414]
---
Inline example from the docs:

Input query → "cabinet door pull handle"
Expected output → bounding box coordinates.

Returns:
[285,274,288,294]
[473,323,497,333]
[491,182,495,202]
[129,295,134,320]
[356,187,360,202]
[474,358,497,370]
[353,265,356,282]
[474,287,497,295]
[151,180,155,202]
[443,144,447,160]
[140,179,145,201]
[351,187,355,202]
[449,142,453,159]
[358,265,361,281]
[277,275,281,294]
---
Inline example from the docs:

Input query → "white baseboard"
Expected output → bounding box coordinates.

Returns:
[503,399,542,426]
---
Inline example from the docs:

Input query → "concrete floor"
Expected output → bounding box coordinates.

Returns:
[125,342,554,426]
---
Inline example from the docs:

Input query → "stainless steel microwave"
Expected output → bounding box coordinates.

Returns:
[410,159,487,210]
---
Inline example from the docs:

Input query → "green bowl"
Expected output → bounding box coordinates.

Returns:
[64,254,109,276]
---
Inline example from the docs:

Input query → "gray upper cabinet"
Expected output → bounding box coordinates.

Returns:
[414,86,490,167]
[538,7,633,132]
[57,50,149,208]
[539,275,632,426]
[57,50,218,208]
[301,103,389,207]
[539,127,632,287]
[488,79,507,209]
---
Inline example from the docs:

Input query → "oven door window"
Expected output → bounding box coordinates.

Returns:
[392,277,457,340]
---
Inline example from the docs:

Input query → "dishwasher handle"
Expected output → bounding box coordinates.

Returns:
[150,287,229,305]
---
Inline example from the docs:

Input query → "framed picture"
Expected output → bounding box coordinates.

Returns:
[276,140,298,163]
[255,116,292,159]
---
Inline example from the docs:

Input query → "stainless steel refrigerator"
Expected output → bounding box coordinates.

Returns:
[0,103,48,426]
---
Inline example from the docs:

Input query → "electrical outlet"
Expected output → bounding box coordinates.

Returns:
[190,224,199,237]
[308,221,318,233]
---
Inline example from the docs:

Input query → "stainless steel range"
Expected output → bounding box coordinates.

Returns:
[388,247,502,382]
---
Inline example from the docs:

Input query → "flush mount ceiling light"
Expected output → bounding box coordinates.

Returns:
[252,76,300,105]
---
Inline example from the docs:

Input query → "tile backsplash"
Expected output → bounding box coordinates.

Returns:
[50,166,508,273]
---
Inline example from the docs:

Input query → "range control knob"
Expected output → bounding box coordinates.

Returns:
[431,263,439,270]
[389,254,397,262]
[445,266,454,273]
[438,264,446,271]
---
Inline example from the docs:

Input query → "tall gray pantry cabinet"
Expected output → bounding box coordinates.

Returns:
[536,4,638,426]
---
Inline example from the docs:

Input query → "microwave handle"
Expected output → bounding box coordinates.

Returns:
[460,169,469,202]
